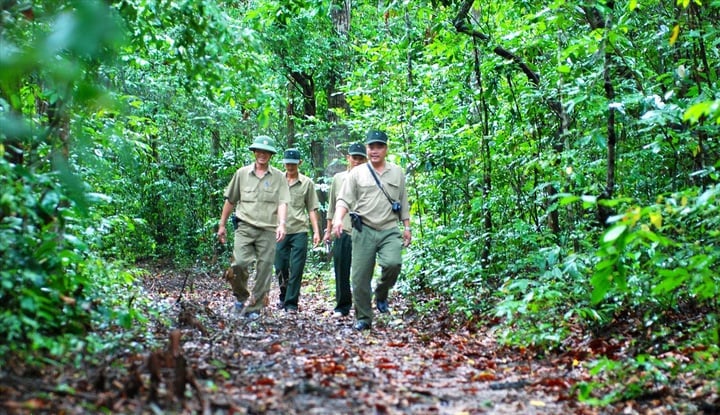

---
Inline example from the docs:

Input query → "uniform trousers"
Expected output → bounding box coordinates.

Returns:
[351,226,403,324]
[275,232,309,309]
[231,222,276,313]
[333,231,353,315]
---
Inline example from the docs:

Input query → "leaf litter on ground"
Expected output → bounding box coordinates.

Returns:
[0,260,715,414]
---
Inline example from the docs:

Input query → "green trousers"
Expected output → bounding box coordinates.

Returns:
[231,222,276,313]
[274,232,309,309]
[333,231,353,315]
[351,226,403,324]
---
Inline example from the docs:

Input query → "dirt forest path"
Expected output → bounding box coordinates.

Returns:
[0,261,600,414]
[139,264,593,415]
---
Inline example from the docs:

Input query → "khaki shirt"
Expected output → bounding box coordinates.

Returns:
[286,173,320,234]
[224,164,291,232]
[328,170,352,231]
[337,162,409,230]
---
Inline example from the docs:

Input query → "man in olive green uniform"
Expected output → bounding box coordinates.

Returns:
[332,130,411,331]
[275,148,321,312]
[323,143,367,317]
[217,135,290,320]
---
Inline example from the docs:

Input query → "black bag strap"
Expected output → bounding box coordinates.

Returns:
[367,163,395,206]
[367,164,402,221]
[367,163,400,208]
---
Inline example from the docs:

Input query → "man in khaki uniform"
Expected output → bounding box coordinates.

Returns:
[323,143,367,317]
[332,130,411,331]
[275,148,321,312]
[217,135,290,320]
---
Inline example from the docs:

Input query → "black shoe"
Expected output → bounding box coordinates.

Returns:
[333,309,350,317]
[376,300,389,313]
[354,321,371,331]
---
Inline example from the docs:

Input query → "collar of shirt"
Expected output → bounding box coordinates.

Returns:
[250,166,273,177]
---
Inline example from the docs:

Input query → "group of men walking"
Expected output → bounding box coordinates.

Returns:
[216,130,411,331]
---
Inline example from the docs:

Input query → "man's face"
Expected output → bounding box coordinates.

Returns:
[284,162,300,174]
[367,143,387,163]
[346,154,366,169]
[253,150,273,165]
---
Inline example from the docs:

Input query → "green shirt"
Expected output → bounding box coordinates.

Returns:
[286,173,320,234]
[224,164,291,232]
[337,162,409,231]
[328,170,352,231]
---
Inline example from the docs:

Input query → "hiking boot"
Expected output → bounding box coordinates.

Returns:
[376,300,389,313]
[245,311,261,321]
[354,320,371,331]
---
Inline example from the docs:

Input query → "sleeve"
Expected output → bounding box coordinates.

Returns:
[327,177,338,217]
[278,176,291,206]
[307,179,320,211]
[223,170,243,204]
[336,171,356,212]
[399,173,410,221]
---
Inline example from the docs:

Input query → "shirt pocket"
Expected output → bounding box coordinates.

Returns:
[290,187,305,209]
[242,187,258,202]
[385,180,401,201]
[259,183,277,203]
[358,182,377,198]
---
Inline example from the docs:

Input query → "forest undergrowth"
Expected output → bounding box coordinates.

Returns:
[0,260,715,415]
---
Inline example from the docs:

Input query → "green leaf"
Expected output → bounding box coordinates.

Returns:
[652,268,689,295]
[591,268,612,304]
[683,100,720,124]
[602,225,627,244]
[558,194,580,206]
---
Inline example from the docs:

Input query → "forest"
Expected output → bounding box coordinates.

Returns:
[1,0,718,414]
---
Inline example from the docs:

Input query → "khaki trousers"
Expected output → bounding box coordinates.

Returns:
[351,226,403,324]
[231,222,276,313]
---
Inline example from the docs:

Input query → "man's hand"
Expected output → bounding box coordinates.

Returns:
[332,221,344,239]
[322,229,332,244]
[276,223,286,242]
[217,224,227,244]
[312,230,321,247]
[402,229,412,247]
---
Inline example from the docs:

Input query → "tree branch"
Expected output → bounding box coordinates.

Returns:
[453,0,540,86]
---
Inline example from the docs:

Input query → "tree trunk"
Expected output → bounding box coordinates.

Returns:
[453,0,562,235]
[582,4,617,226]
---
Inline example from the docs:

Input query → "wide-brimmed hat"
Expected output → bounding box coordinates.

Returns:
[348,143,367,157]
[282,148,301,164]
[365,129,388,145]
[249,135,278,154]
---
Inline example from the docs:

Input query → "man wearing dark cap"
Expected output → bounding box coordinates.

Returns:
[332,130,411,331]
[275,148,321,312]
[323,143,367,317]
[217,135,291,320]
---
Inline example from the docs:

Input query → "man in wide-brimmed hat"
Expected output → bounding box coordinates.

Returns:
[218,135,290,320]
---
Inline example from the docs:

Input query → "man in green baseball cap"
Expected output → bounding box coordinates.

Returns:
[218,135,290,320]
[323,143,367,317]
[275,148,321,312]
[331,129,411,331]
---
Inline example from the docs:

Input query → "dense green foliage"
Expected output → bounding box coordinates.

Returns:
[1,0,718,407]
